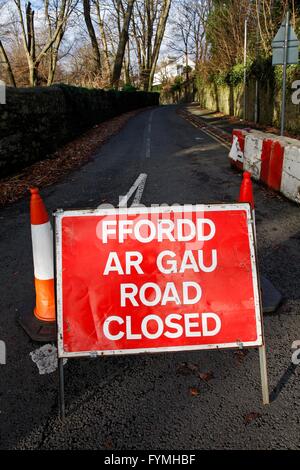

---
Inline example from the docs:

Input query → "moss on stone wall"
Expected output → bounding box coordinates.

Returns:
[196,78,300,134]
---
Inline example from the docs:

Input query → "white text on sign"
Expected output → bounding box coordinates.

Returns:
[100,216,220,342]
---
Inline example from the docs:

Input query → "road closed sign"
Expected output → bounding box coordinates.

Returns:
[54,204,263,358]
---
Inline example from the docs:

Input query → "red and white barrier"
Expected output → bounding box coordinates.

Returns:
[229,130,300,204]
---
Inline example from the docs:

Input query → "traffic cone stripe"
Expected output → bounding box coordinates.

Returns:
[34,278,55,322]
[239,171,254,209]
[31,222,54,280]
[30,188,49,225]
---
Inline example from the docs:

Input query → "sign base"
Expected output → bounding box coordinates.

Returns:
[261,275,282,313]
[18,310,57,342]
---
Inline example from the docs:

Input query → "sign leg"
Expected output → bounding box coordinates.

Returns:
[259,345,269,405]
[58,357,65,419]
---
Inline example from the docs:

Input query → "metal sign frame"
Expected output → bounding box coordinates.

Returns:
[271,16,299,65]
[53,203,269,417]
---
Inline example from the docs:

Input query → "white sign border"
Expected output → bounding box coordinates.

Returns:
[54,203,263,359]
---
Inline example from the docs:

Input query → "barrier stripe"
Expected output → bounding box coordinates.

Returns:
[260,139,273,185]
[268,141,284,191]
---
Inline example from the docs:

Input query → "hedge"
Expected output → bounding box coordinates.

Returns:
[0,84,159,176]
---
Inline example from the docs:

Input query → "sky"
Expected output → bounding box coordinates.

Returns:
[0,0,185,73]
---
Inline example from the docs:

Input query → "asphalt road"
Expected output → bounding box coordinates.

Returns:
[0,105,300,450]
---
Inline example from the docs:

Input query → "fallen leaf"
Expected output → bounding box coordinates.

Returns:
[234,350,249,363]
[243,412,262,425]
[103,438,113,449]
[189,387,200,397]
[176,362,198,376]
[199,371,214,382]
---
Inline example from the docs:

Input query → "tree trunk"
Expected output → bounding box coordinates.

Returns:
[141,0,153,90]
[146,0,152,71]
[95,0,111,82]
[29,62,37,87]
[124,42,131,84]
[26,2,38,85]
[47,48,58,85]
[47,28,64,85]
[111,0,135,88]
[15,0,68,86]
[148,0,171,91]
[26,2,35,61]
[83,0,102,76]
[131,14,142,78]
[0,40,16,87]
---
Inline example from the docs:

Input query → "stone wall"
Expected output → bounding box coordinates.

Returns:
[0,85,159,176]
[196,79,300,134]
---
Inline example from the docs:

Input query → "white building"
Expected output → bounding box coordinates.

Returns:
[153,55,196,86]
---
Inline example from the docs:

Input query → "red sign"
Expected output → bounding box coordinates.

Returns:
[55,204,263,357]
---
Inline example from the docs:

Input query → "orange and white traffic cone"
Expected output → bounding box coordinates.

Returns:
[239,171,254,209]
[237,171,282,314]
[19,188,56,342]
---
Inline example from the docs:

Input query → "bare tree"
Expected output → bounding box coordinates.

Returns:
[205,0,255,73]
[191,0,211,65]
[131,0,158,89]
[255,0,290,57]
[0,39,16,85]
[168,0,193,80]
[168,0,210,73]
[46,0,78,85]
[0,0,17,86]
[13,0,74,85]
[148,0,171,90]
[131,0,171,91]
[0,0,16,87]
[83,0,102,76]
[1,0,173,88]
[111,0,135,88]
[94,0,111,81]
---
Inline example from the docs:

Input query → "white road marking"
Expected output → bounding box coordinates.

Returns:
[30,344,67,375]
[118,173,148,208]
[97,173,147,209]
[145,110,154,159]
[132,173,147,206]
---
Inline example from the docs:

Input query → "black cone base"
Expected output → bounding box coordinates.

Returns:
[261,275,282,314]
[18,310,57,342]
